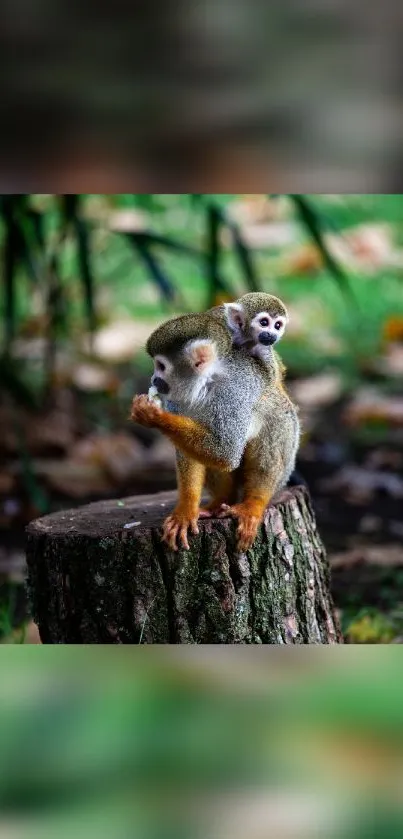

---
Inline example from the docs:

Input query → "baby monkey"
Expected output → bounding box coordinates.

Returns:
[210,291,288,383]
[221,291,288,356]
[201,292,295,520]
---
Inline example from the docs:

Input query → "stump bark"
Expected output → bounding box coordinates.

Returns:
[26,485,342,644]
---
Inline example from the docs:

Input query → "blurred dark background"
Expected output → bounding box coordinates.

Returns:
[1,1,403,192]
[1,193,403,643]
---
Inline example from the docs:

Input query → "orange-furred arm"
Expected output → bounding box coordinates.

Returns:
[162,454,205,551]
[130,395,232,471]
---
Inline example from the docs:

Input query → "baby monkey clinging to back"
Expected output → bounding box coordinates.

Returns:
[210,292,288,382]
[223,292,288,354]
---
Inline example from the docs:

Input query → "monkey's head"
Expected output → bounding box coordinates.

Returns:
[146,313,231,403]
[223,292,288,349]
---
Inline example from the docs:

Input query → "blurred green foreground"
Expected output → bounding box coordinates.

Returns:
[1,649,403,838]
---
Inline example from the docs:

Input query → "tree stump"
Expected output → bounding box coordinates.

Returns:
[26,486,342,644]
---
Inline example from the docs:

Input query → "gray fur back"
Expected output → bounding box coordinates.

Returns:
[166,352,265,470]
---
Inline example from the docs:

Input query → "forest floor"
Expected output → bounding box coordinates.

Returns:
[1,378,403,644]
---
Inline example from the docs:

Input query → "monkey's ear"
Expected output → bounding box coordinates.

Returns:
[186,339,217,373]
[224,302,246,333]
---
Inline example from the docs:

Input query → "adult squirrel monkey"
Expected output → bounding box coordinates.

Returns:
[131,313,264,549]
[131,296,299,552]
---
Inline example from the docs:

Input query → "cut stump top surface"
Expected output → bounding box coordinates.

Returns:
[26,486,306,539]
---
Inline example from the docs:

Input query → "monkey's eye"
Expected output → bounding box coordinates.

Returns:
[274,321,283,331]
[259,317,269,327]
[156,360,166,372]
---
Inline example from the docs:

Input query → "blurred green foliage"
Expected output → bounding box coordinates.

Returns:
[2,193,403,490]
[1,650,403,838]
[2,194,403,395]
[0,194,258,347]
[0,194,354,362]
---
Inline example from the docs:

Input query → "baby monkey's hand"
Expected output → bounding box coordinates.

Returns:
[131,394,163,427]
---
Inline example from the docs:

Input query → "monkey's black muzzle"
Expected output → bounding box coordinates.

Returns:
[152,376,170,395]
[258,331,277,346]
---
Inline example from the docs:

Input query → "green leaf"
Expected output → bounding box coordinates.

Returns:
[216,206,259,293]
[206,204,232,307]
[129,235,177,302]
[289,194,355,303]
[128,231,202,259]
[60,195,96,332]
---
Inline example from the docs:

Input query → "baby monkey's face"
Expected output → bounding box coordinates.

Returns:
[249,309,287,347]
[225,300,288,350]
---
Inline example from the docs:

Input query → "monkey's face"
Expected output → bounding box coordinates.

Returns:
[150,338,223,404]
[249,310,287,347]
[224,301,287,350]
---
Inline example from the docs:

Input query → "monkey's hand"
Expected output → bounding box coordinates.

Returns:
[131,394,163,427]
[162,506,200,551]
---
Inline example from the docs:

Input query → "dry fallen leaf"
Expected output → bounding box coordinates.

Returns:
[0,405,77,455]
[0,547,26,583]
[377,344,403,377]
[284,243,323,274]
[285,223,400,277]
[72,363,120,393]
[344,391,403,427]
[41,459,112,498]
[227,194,291,225]
[25,410,76,453]
[70,432,145,484]
[320,466,403,500]
[327,224,399,273]
[226,221,298,250]
[84,320,158,363]
[364,448,403,470]
[342,224,393,269]
[290,373,343,409]
[107,208,148,232]
[330,544,403,569]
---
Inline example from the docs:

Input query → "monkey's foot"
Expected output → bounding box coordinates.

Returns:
[162,509,200,551]
[219,502,262,551]
[130,394,162,428]
[198,502,229,519]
